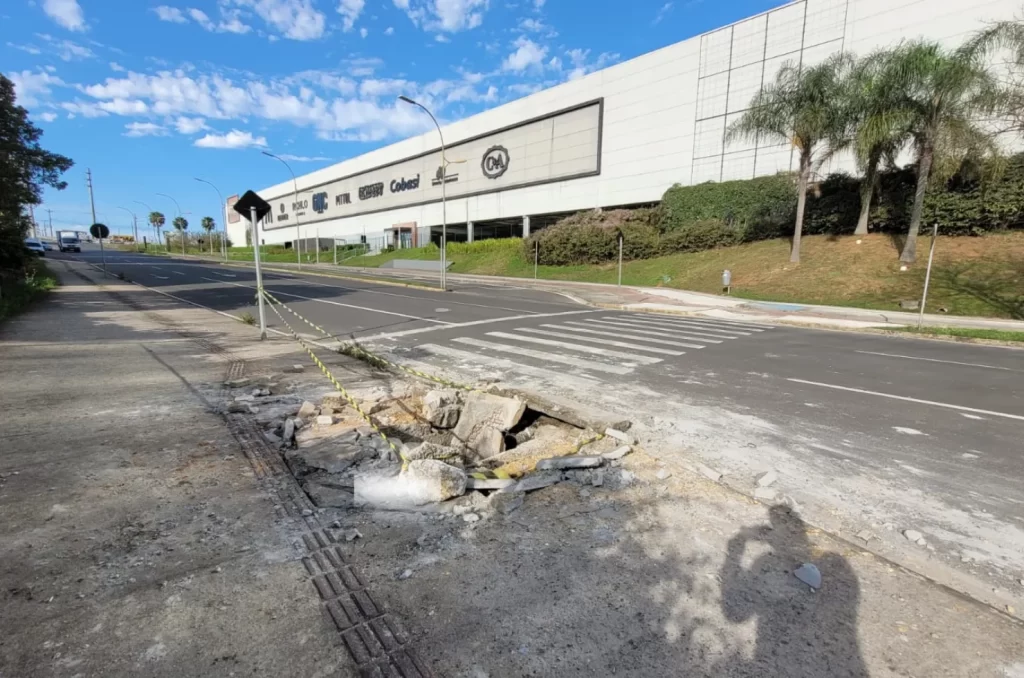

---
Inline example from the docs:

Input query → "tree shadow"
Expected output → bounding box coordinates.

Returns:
[933,261,1024,319]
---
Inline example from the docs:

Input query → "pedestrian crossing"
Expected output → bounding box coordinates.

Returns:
[394,312,771,382]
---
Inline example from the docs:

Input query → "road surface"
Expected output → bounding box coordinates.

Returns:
[53,246,1024,596]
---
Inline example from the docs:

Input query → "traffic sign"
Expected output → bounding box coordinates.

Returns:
[90,223,110,239]
[233,190,271,222]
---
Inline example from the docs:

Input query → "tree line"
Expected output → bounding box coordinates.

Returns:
[727,20,1024,264]
[146,212,219,253]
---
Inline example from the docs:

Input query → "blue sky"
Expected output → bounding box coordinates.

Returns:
[5,0,786,235]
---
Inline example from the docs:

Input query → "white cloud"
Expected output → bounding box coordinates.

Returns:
[110,61,127,72]
[384,26,394,35]
[394,0,485,33]
[188,8,216,30]
[218,13,252,33]
[42,0,86,32]
[360,27,368,38]
[8,43,43,56]
[518,17,545,32]
[51,39,95,61]
[561,48,620,80]
[434,34,450,43]
[154,5,188,23]
[277,154,332,162]
[124,121,168,137]
[228,0,326,40]
[533,0,545,8]
[359,78,413,98]
[507,82,542,96]
[502,36,547,72]
[194,129,268,149]
[10,70,66,106]
[39,112,58,122]
[652,2,672,24]
[337,0,365,32]
[174,116,208,134]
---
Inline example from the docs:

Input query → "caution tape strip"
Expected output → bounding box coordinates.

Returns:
[258,287,409,469]
[259,287,477,394]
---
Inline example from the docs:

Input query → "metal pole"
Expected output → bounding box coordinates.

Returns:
[87,168,106,274]
[251,206,267,340]
[918,223,939,330]
[316,227,320,265]
[261,152,300,269]
[194,178,227,262]
[534,240,538,279]
[398,96,446,291]
[617,234,623,287]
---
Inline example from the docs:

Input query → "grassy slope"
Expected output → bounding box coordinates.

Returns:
[0,259,59,323]
[343,233,1024,319]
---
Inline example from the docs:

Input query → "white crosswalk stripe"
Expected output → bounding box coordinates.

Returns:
[452,337,633,375]
[620,314,768,332]
[412,344,603,386]
[552,322,707,348]
[581,318,728,342]
[484,331,663,365]
[602,316,747,338]
[514,327,686,356]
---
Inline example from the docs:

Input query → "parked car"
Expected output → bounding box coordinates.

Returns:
[58,235,81,253]
[24,238,45,257]
[42,241,54,251]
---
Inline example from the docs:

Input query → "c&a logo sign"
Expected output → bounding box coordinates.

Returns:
[312,191,329,214]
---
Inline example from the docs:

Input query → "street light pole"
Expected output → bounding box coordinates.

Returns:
[195,177,228,262]
[399,95,447,292]
[261,151,301,269]
[133,200,156,247]
[156,193,183,255]
[115,207,139,251]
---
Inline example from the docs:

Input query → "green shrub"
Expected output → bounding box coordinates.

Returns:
[448,238,520,255]
[660,174,797,236]
[659,220,740,254]
[525,210,661,265]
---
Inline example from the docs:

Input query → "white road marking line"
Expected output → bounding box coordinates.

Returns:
[485,331,663,364]
[552,323,707,349]
[294,278,544,314]
[152,275,170,280]
[452,337,632,375]
[607,316,747,337]
[151,266,164,270]
[359,310,597,342]
[211,271,237,278]
[517,327,686,355]
[787,378,1024,422]
[622,314,766,332]
[855,350,1020,372]
[171,270,186,276]
[412,344,602,386]
[204,278,453,325]
[892,426,926,435]
[628,314,770,331]
[583,318,726,342]
[960,413,985,420]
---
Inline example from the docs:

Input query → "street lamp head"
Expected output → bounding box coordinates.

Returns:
[261,150,275,158]
[398,95,416,105]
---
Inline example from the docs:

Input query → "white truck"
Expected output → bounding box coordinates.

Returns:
[57,231,82,253]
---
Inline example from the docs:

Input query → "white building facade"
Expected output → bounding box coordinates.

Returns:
[227,0,1020,250]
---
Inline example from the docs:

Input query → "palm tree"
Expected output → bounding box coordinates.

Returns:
[727,53,855,262]
[965,19,1024,137]
[201,216,215,254]
[172,215,188,255]
[148,211,165,249]
[876,41,1002,262]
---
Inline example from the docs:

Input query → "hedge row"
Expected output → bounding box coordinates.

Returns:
[523,154,1024,265]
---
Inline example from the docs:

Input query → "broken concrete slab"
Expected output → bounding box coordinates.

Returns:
[753,487,778,501]
[226,401,250,414]
[904,529,924,542]
[604,428,636,445]
[535,456,605,471]
[284,364,305,373]
[282,418,295,444]
[320,392,347,410]
[491,387,631,433]
[697,463,723,482]
[466,477,516,491]
[285,440,373,476]
[756,471,778,488]
[592,469,605,487]
[489,491,524,515]
[512,471,562,493]
[315,414,334,427]
[303,479,354,508]
[224,377,251,388]
[402,460,467,504]
[602,446,631,460]
[453,392,526,461]
[297,401,317,420]
[406,441,464,467]
[422,389,462,428]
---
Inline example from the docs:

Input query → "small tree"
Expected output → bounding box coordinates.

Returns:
[201,216,215,254]
[727,53,855,262]
[149,211,165,249]
[172,216,188,255]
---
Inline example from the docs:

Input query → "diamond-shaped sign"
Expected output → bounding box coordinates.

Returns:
[233,190,271,223]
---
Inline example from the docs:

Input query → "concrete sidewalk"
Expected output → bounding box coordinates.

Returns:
[172,253,1024,332]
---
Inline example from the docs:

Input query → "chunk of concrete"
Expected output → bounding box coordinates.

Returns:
[512,471,562,493]
[535,456,605,471]
[315,414,334,427]
[604,428,636,445]
[466,477,516,491]
[903,529,923,542]
[297,401,317,420]
[403,460,467,503]
[453,392,526,461]
[489,491,524,515]
[697,463,722,482]
[756,471,778,488]
[225,378,251,388]
[321,392,347,410]
[794,563,822,589]
[282,418,295,444]
[753,487,777,501]
[602,446,631,460]
[406,441,464,467]
[422,389,462,428]
[226,401,250,414]
[303,479,354,508]
[285,364,305,373]
[285,440,373,476]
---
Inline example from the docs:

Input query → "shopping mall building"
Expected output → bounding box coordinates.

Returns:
[226,0,1019,251]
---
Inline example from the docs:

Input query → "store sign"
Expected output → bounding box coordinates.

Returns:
[262,98,602,230]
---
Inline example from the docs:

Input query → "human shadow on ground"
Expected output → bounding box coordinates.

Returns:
[933,261,1024,320]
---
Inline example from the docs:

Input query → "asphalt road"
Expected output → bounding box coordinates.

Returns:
[53,246,1024,579]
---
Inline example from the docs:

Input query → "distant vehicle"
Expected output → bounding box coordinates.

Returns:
[42,241,54,251]
[24,238,46,257]
[58,234,81,253]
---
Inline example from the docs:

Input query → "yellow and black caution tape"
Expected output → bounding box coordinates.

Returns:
[259,287,477,394]
[259,287,410,469]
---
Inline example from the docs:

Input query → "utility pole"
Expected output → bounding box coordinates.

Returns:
[47,209,53,239]
[251,206,267,339]
[28,205,37,238]
[86,168,106,274]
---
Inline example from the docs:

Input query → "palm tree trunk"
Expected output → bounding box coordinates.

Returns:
[855,153,880,236]
[791,149,811,264]
[901,142,934,263]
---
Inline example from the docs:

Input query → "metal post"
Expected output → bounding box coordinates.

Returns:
[918,223,939,329]
[251,206,267,340]
[261,152,300,269]
[534,240,539,279]
[316,228,320,264]
[194,178,227,262]
[86,168,105,274]
[617,233,624,287]
[398,95,446,291]
[333,239,337,266]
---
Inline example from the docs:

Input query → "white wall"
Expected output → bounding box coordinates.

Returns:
[232,0,1022,247]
